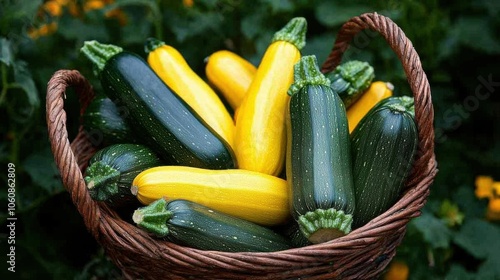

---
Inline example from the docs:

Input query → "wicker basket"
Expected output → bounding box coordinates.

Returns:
[46,12,437,280]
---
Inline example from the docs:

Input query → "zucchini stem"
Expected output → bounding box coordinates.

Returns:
[288,55,330,96]
[84,162,121,201]
[132,198,172,237]
[144,37,165,54]
[80,40,123,74]
[387,96,415,116]
[272,17,307,50]
[298,208,353,244]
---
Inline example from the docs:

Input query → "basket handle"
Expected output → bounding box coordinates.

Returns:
[321,12,436,187]
[46,69,102,238]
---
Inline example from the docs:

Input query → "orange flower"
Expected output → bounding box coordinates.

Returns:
[105,9,128,26]
[486,203,500,221]
[384,261,409,280]
[493,182,500,198]
[475,175,494,199]
[54,0,71,5]
[28,22,58,39]
[488,198,500,212]
[183,0,194,8]
[84,0,108,11]
[43,1,63,17]
[67,1,81,17]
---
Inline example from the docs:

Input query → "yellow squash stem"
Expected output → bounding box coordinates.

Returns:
[234,17,307,176]
[205,50,257,111]
[346,81,393,133]
[145,38,235,149]
[131,166,291,226]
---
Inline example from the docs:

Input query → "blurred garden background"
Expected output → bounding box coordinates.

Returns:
[1,0,499,279]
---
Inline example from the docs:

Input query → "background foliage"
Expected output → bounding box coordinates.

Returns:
[1,0,499,279]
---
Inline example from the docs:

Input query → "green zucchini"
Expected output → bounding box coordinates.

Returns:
[286,55,355,244]
[84,143,162,207]
[325,60,374,108]
[283,222,312,248]
[82,93,136,146]
[351,96,418,228]
[80,40,237,169]
[132,198,292,252]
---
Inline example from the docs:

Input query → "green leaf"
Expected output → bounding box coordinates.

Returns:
[13,60,40,108]
[241,11,268,40]
[57,15,110,42]
[170,12,222,42]
[452,185,489,219]
[445,264,476,280]
[302,33,336,67]
[411,213,451,249]
[261,0,294,13]
[0,37,14,66]
[23,147,62,194]
[315,2,373,27]
[477,257,500,279]
[474,0,500,16]
[453,17,500,54]
[453,218,500,259]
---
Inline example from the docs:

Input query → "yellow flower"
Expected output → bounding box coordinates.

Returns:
[475,175,494,199]
[183,0,194,8]
[475,176,500,221]
[384,260,409,280]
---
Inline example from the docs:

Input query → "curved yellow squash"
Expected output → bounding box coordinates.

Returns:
[131,166,291,226]
[234,17,307,176]
[205,50,257,110]
[347,81,393,133]
[146,38,235,149]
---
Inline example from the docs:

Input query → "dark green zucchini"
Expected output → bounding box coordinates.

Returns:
[325,60,374,108]
[82,93,136,146]
[351,96,418,228]
[132,199,292,252]
[286,55,355,244]
[84,143,162,207]
[80,40,236,169]
[282,222,312,248]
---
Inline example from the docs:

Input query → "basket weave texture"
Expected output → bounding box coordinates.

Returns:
[46,12,437,280]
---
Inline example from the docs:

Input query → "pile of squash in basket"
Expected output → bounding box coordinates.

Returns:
[81,17,418,252]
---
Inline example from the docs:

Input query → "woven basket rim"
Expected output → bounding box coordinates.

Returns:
[46,12,437,280]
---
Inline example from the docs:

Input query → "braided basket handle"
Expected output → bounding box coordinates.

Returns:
[46,70,102,238]
[320,12,436,188]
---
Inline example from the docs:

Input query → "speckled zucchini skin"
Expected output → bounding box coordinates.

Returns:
[82,94,136,146]
[351,96,418,228]
[100,51,236,169]
[133,199,292,252]
[84,143,162,206]
[81,41,236,169]
[286,55,356,244]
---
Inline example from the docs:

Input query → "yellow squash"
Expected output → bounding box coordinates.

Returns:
[234,17,307,176]
[347,81,393,133]
[131,166,290,226]
[145,38,235,149]
[205,50,257,111]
